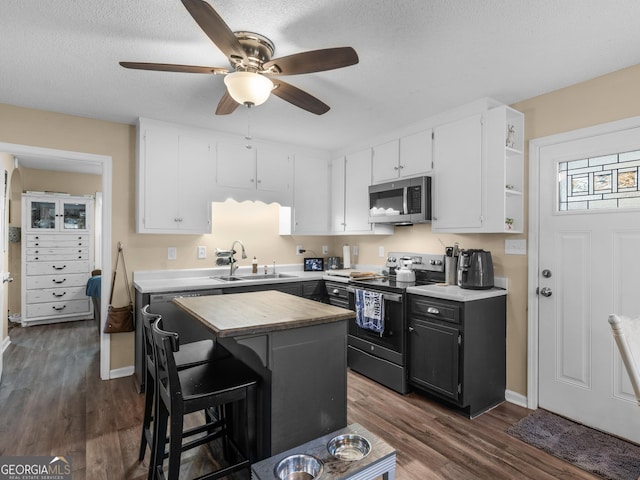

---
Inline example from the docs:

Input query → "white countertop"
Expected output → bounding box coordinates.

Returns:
[133,266,329,293]
[406,284,507,302]
[133,265,383,293]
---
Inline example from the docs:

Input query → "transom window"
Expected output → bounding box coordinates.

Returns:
[558,149,640,211]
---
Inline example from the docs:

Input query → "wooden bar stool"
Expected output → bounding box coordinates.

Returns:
[138,304,230,467]
[150,317,259,480]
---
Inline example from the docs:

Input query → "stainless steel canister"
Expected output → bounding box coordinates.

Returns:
[445,256,458,285]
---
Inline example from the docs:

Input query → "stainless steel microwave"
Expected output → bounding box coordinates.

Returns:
[368,176,432,225]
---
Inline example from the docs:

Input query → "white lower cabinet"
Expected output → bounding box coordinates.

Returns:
[21,206,94,326]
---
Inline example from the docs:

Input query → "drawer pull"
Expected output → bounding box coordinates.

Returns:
[52,278,66,284]
[52,305,67,311]
[427,306,440,315]
[52,265,67,270]
[52,292,66,297]
[332,289,340,295]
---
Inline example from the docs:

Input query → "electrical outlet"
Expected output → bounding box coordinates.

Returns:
[197,246,207,259]
[168,247,177,260]
[296,245,304,255]
[322,245,329,255]
[378,246,385,258]
[352,245,359,256]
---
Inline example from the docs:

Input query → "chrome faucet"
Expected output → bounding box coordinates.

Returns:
[229,240,247,276]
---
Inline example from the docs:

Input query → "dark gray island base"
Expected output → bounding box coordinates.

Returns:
[173,290,354,460]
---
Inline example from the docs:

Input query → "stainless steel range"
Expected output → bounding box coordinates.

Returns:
[346,252,445,394]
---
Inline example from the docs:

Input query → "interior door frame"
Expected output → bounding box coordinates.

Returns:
[527,115,640,409]
[0,142,112,380]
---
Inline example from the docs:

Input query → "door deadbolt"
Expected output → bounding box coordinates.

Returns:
[542,269,552,278]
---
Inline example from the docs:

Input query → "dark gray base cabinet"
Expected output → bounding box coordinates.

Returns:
[407,294,506,418]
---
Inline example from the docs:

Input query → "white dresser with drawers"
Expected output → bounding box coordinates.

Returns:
[21,193,94,326]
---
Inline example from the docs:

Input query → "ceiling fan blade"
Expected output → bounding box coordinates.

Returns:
[119,62,228,74]
[181,0,246,62]
[215,91,240,115]
[271,80,330,115]
[263,47,358,75]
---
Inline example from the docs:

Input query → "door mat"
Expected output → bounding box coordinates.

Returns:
[506,409,640,480]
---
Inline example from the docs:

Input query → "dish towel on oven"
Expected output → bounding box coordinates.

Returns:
[355,288,385,335]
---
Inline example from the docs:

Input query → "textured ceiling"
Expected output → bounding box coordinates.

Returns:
[3,0,640,152]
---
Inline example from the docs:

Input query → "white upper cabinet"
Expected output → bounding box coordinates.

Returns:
[400,129,433,178]
[372,140,399,183]
[432,114,483,231]
[330,156,346,233]
[216,142,255,190]
[283,154,330,235]
[372,130,433,183]
[137,119,215,234]
[216,141,293,204]
[331,149,393,235]
[485,105,524,233]
[431,104,524,233]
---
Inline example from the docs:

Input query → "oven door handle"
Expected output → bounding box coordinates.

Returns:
[346,286,403,303]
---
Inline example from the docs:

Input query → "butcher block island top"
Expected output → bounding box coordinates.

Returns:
[173,290,354,337]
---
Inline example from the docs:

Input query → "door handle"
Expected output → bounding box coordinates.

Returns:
[539,287,553,297]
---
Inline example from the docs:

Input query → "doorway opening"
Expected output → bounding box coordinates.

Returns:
[0,142,112,380]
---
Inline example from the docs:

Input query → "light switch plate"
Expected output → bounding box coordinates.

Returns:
[378,246,385,257]
[168,247,177,260]
[505,239,526,255]
[322,245,329,255]
[197,246,206,259]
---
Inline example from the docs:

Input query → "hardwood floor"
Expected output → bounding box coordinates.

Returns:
[0,320,600,479]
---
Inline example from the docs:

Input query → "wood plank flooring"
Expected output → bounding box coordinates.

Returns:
[0,320,600,479]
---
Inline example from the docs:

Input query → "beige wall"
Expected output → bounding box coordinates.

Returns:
[2,62,640,384]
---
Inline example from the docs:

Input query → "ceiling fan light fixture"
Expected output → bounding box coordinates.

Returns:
[224,71,273,106]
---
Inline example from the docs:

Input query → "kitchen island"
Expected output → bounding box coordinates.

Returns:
[173,290,355,460]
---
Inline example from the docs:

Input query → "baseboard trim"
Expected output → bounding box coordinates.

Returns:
[109,365,134,379]
[2,336,10,354]
[505,389,528,408]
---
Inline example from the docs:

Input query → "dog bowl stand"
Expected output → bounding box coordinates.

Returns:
[251,423,396,480]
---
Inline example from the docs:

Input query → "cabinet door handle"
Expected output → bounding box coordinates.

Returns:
[427,306,440,315]
[408,326,415,333]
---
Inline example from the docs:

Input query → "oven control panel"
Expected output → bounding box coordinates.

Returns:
[385,252,445,273]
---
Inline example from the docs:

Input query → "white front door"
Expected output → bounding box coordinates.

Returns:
[538,126,640,443]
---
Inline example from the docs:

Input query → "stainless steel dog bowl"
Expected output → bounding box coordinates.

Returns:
[274,454,323,480]
[327,434,371,461]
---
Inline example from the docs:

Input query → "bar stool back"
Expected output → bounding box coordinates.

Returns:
[150,317,259,480]
[138,305,230,467]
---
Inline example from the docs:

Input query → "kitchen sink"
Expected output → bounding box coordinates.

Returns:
[211,273,297,282]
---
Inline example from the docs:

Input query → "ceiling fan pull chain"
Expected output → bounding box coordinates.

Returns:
[245,105,253,149]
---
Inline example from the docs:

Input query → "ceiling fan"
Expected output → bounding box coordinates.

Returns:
[120,0,359,115]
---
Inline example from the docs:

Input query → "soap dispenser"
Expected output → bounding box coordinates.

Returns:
[252,256,258,274]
